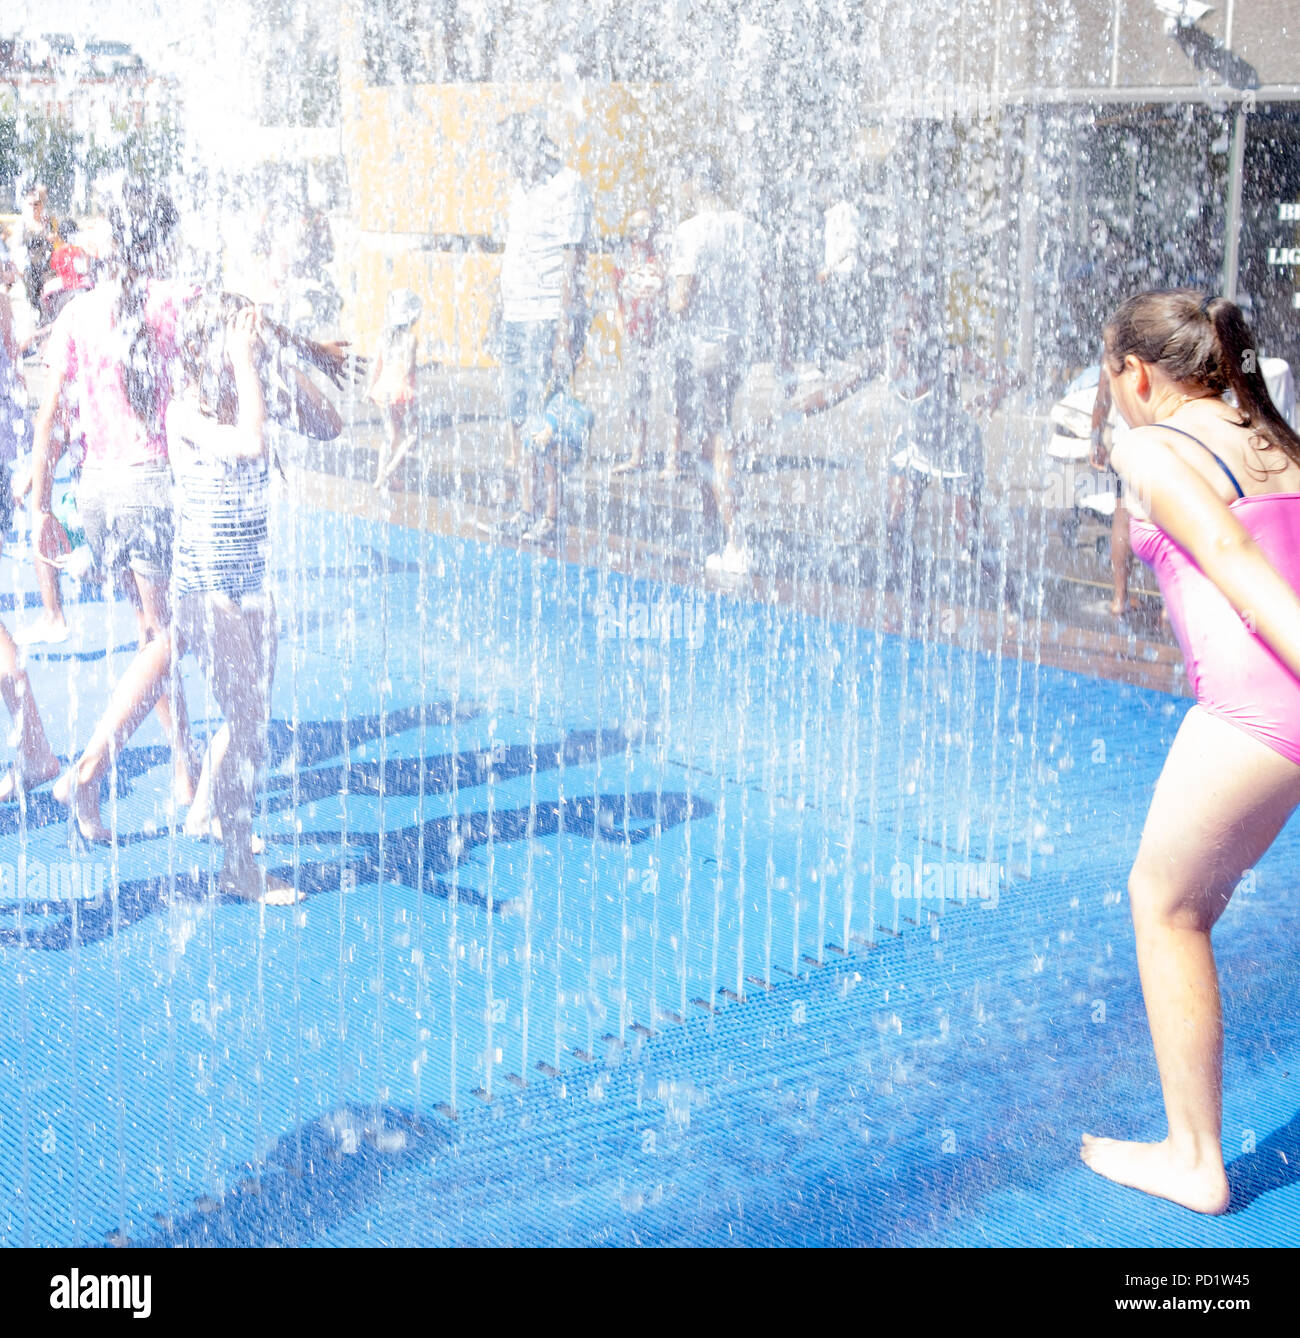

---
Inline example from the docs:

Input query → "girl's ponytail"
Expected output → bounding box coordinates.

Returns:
[1205,295,1300,467]
[1105,288,1300,468]
[105,185,178,432]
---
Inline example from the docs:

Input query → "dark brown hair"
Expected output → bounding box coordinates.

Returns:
[1103,289,1300,467]
[105,184,178,432]
[178,290,255,417]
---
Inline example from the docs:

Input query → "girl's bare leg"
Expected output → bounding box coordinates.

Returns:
[53,571,192,839]
[183,722,228,839]
[376,403,403,486]
[25,558,68,641]
[379,402,415,483]
[134,572,195,805]
[185,592,291,903]
[1081,706,1300,1213]
[661,414,681,480]
[0,621,60,800]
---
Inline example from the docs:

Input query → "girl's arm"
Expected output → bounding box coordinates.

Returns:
[229,307,267,458]
[1112,431,1300,680]
[0,293,18,365]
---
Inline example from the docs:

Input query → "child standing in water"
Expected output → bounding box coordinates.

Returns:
[368,288,421,488]
[167,295,295,904]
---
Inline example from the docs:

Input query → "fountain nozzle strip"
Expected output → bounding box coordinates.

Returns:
[1152,1,1215,34]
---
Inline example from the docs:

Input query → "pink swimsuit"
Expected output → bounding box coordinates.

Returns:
[1129,433,1300,766]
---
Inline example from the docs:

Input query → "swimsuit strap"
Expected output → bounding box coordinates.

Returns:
[1157,424,1246,500]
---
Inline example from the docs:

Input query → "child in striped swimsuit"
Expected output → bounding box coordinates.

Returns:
[167,295,296,904]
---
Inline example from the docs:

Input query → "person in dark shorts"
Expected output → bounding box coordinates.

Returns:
[884,302,988,566]
[495,112,592,543]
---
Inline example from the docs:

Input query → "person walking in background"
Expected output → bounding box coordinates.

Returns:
[11,393,87,646]
[17,183,59,322]
[495,111,592,543]
[611,207,665,475]
[668,152,768,576]
[1081,290,1300,1214]
[369,288,422,488]
[883,298,987,570]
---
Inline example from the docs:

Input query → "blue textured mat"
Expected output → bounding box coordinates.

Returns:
[1,501,1296,1247]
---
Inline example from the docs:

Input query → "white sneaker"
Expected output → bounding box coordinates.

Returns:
[705,543,751,576]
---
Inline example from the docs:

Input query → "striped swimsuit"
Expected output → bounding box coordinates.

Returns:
[169,407,269,599]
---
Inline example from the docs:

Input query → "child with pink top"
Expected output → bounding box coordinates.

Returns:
[29,185,197,840]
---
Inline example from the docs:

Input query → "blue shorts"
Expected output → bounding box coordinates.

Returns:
[500,321,558,429]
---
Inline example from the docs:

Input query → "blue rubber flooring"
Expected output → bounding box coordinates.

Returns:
[1,500,1297,1247]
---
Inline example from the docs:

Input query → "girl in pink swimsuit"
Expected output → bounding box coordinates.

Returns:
[1080,290,1300,1214]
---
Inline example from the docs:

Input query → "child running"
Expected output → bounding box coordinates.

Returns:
[32,183,197,839]
[167,295,295,904]
[368,288,421,488]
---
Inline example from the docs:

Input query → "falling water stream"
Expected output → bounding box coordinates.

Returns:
[2,0,1298,1247]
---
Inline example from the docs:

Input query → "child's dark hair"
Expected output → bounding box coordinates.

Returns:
[104,183,178,431]
[1103,289,1300,466]
[178,290,256,417]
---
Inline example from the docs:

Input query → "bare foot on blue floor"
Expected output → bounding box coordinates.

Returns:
[218,866,302,906]
[1080,1133,1230,1214]
[51,769,113,843]
[0,749,62,802]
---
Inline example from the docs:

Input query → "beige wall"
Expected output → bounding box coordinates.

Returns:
[333,1,1299,365]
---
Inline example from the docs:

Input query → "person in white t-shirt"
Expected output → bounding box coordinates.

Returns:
[495,112,592,544]
[817,180,865,361]
[668,153,767,577]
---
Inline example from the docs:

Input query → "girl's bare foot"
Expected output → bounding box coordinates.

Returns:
[51,768,113,843]
[182,812,265,855]
[1080,1133,1231,1214]
[610,457,642,475]
[658,462,681,482]
[0,749,62,802]
[218,865,302,905]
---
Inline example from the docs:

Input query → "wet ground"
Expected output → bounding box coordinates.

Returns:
[293,360,1183,695]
